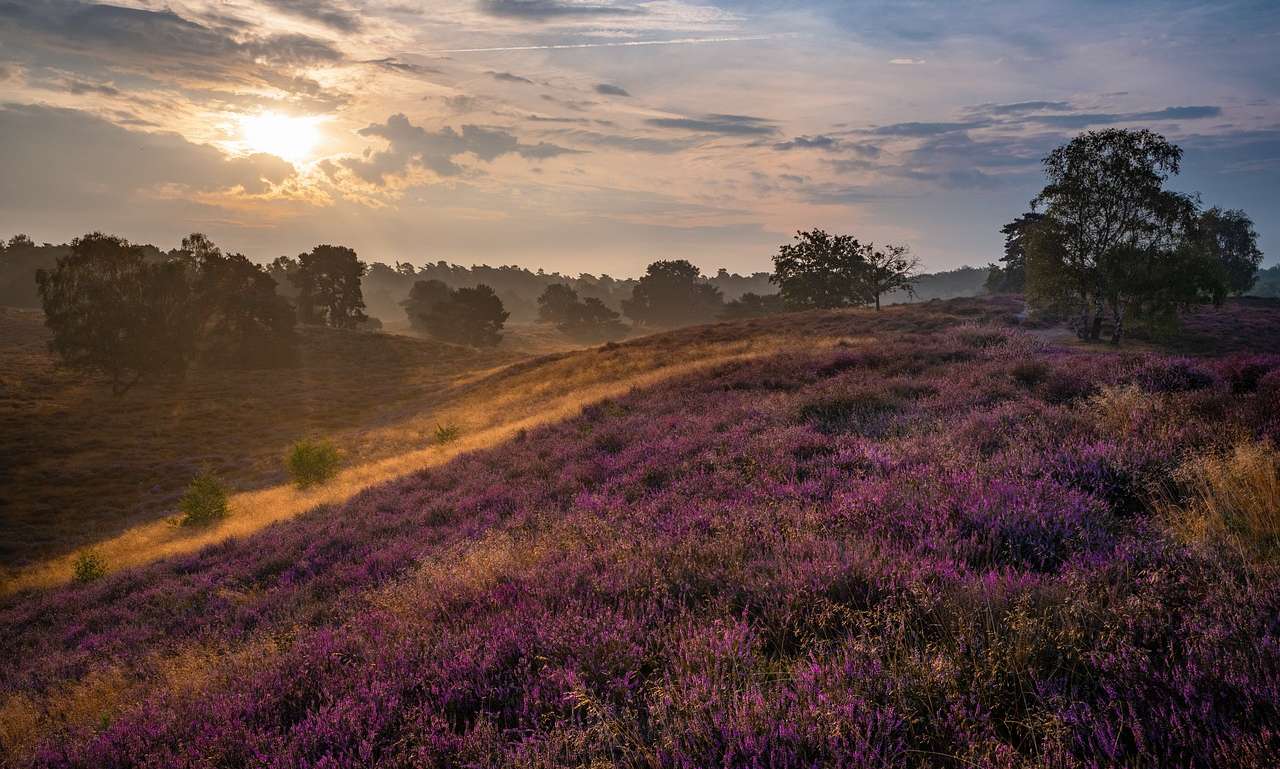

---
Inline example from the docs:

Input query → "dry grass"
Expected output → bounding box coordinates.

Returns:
[1164,441,1280,558]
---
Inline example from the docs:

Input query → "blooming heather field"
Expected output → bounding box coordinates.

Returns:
[3,299,1280,767]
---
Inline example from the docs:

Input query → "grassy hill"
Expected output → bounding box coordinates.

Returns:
[2,297,1279,766]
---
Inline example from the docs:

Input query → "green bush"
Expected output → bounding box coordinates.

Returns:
[179,471,229,526]
[73,550,106,583]
[286,439,341,489]
[434,423,461,446]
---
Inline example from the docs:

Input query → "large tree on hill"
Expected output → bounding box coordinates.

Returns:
[772,229,916,311]
[771,230,867,310]
[418,284,509,347]
[621,260,723,327]
[1030,128,1192,342]
[1197,207,1263,296]
[35,233,197,394]
[291,245,368,329]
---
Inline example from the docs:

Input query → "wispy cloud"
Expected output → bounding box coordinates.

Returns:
[412,34,787,56]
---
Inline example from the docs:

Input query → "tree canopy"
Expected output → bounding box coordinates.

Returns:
[1024,129,1261,344]
[771,229,917,311]
[621,260,723,327]
[1197,207,1263,296]
[415,284,509,347]
[985,212,1044,294]
[291,245,368,329]
[401,279,452,333]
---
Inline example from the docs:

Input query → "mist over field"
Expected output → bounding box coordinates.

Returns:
[2,1,1280,767]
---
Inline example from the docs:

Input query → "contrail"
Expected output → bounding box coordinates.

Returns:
[415,34,790,56]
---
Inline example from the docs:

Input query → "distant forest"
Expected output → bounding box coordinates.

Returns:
[0,236,993,325]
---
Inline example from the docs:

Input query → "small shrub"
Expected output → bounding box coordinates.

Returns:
[1039,369,1095,405]
[798,391,898,435]
[1011,360,1050,387]
[72,550,106,583]
[1221,356,1280,394]
[286,439,341,489]
[434,423,461,446]
[178,471,229,527]
[1134,359,1217,394]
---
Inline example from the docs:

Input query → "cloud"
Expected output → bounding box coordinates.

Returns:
[888,58,924,65]
[646,113,777,136]
[869,121,988,137]
[343,113,582,183]
[261,0,361,32]
[0,103,296,211]
[542,128,695,154]
[773,134,842,151]
[1027,105,1222,128]
[488,70,536,85]
[980,100,1074,115]
[479,0,645,19]
[594,83,631,97]
[0,1,344,98]
[363,57,440,75]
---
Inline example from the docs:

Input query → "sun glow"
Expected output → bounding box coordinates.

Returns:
[237,112,323,163]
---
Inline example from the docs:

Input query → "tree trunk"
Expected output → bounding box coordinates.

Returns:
[1089,288,1104,341]
[874,293,881,311]
[1110,301,1125,346]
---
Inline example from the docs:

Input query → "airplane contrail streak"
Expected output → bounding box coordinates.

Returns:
[415,34,790,56]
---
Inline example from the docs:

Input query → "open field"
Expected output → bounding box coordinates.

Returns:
[2,296,1278,767]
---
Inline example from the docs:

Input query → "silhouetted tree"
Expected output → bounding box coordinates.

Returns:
[558,296,628,343]
[622,259,723,327]
[267,256,300,300]
[772,229,915,310]
[1196,207,1263,295]
[537,283,580,324]
[35,233,196,394]
[862,243,919,310]
[401,279,451,332]
[291,245,368,329]
[771,230,868,309]
[419,284,509,347]
[173,234,296,366]
[985,212,1044,293]
[720,292,787,319]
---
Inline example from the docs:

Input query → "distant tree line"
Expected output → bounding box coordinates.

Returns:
[985,128,1265,344]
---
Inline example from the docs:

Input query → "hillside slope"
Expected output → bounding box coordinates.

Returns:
[0,309,527,571]
[2,298,1018,592]
[3,298,1278,767]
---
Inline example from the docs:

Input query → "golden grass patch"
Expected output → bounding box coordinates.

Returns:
[1163,441,1280,558]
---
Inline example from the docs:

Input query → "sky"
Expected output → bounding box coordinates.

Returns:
[0,0,1277,276]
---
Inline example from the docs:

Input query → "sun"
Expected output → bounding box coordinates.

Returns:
[238,112,323,163]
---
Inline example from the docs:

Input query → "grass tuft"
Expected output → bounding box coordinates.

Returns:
[433,423,462,446]
[1165,441,1280,558]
